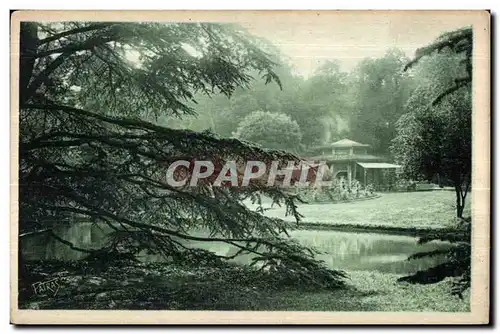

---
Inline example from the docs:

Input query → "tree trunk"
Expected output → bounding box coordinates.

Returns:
[458,204,465,218]
[18,22,39,303]
[19,22,39,105]
[455,185,465,218]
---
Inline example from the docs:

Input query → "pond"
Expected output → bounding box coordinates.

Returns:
[20,224,451,274]
[284,230,450,274]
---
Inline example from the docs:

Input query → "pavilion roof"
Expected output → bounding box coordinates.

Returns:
[331,139,371,148]
[304,153,385,162]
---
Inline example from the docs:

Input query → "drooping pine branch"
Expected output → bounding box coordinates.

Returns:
[404,26,472,107]
[38,23,115,46]
[18,21,347,289]
[19,100,324,271]
[404,27,472,71]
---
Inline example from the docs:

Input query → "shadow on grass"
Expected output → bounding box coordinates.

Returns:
[19,260,468,312]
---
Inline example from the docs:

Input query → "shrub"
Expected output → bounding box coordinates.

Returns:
[233,111,302,151]
[297,180,376,203]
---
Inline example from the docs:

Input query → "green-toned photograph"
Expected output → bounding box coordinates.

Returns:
[10,10,490,325]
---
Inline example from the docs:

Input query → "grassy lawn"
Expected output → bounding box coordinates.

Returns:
[260,271,470,312]
[250,191,471,230]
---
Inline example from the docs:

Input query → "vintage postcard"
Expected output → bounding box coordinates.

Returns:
[10,10,490,324]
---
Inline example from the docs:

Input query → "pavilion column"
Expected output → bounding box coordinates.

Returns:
[347,163,352,185]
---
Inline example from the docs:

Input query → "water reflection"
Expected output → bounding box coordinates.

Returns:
[287,230,451,274]
[21,224,451,274]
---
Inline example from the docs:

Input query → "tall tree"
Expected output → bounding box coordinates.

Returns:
[348,49,413,154]
[288,61,351,148]
[18,22,346,293]
[393,28,472,218]
[394,27,473,298]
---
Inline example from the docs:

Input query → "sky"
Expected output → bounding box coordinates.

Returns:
[239,11,475,77]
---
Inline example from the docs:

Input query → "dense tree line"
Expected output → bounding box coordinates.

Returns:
[166,49,413,156]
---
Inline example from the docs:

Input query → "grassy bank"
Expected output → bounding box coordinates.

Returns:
[250,191,471,231]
